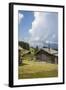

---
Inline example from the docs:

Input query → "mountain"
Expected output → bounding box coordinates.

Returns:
[43,43,58,50]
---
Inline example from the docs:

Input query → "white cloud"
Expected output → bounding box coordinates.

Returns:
[52,34,56,39]
[45,40,57,44]
[28,12,49,47]
[18,13,24,23]
[29,12,47,35]
[28,12,58,47]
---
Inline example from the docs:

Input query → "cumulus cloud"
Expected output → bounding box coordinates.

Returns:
[28,11,58,47]
[29,12,47,35]
[18,13,24,23]
[29,12,48,46]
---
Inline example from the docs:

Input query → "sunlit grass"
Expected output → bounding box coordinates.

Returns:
[18,60,58,79]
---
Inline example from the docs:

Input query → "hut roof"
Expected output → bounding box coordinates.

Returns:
[35,48,58,57]
[43,48,58,56]
[18,45,30,55]
[18,46,23,50]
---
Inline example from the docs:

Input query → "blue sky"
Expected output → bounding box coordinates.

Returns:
[18,10,58,47]
[18,11,34,41]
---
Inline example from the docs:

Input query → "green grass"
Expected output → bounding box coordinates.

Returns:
[18,60,58,79]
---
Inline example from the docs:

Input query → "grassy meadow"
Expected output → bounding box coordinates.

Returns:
[18,54,58,79]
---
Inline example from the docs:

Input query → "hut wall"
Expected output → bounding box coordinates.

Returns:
[36,53,50,61]
[35,50,58,64]
[18,50,22,65]
[36,53,58,64]
[54,57,58,64]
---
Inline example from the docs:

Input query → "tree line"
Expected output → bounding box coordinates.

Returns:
[19,41,30,50]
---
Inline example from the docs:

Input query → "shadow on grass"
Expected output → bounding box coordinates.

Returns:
[19,63,29,66]
[22,63,29,66]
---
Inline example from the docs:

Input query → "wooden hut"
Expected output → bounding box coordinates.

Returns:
[18,46,22,65]
[35,48,58,64]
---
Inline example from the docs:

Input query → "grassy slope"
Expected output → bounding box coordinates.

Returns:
[18,60,58,79]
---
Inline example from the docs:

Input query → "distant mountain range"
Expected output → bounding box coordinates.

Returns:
[43,43,58,50]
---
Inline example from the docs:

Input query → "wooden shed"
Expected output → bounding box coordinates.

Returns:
[18,46,23,65]
[35,48,58,64]
[18,45,31,65]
